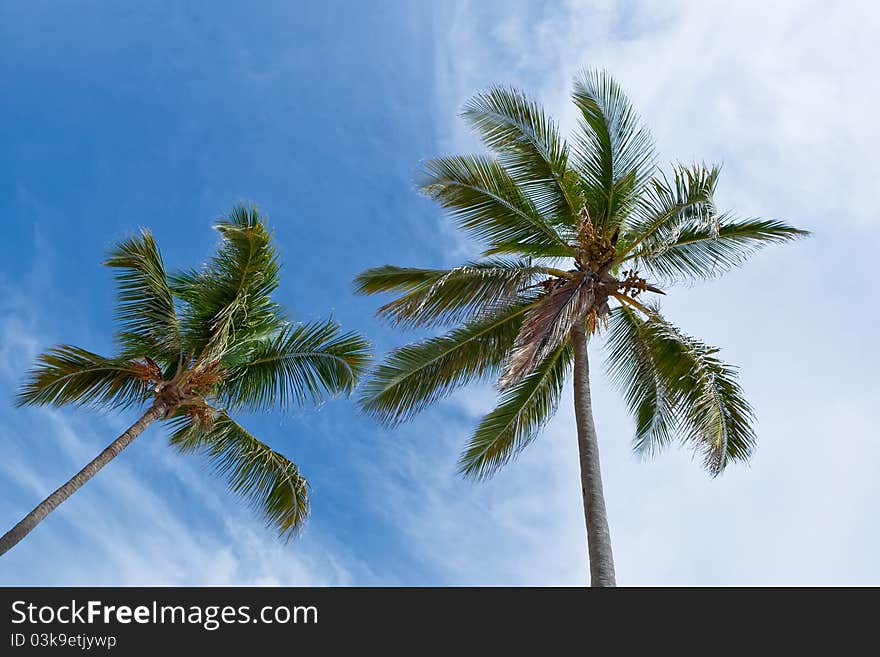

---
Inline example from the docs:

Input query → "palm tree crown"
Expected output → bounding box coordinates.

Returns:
[17,204,371,539]
[356,70,807,480]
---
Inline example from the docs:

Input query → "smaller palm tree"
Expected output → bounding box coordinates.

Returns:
[0,204,370,557]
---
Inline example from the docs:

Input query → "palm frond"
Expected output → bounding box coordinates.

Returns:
[171,204,284,361]
[462,87,579,226]
[624,216,809,283]
[571,68,656,230]
[616,163,720,261]
[104,229,181,363]
[167,411,309,540]
[419,155,574,258]
[354,258,550,328]
[16,345,151,409]
[459,340,572,480]
[500,274,595,389]
[604,305,674,455]
[359,303,532,424]
[617,310,756,475]
[218,319,371,412]
[484,241,575,259]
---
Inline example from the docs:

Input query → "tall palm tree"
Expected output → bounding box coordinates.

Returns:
[0,204,370,557]
[355,70,807,586]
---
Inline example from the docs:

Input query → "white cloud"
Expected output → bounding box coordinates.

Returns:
[0,405,374,586]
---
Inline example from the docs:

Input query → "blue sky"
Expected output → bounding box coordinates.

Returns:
[1,0,878,585]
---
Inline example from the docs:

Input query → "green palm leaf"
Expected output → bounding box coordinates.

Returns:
[571,68,656,229]
[16,346,150,410]
[172,204,284,361]
[604,305,674,455]
[104,229,181,364]
[219,319,371,412]
[359,303,532,424]
[636,312,756,474]
[419,155,574,258]
[616,163,720,262]
[459,340,572,480]
[168,411,309,539]
[624,216,809,283]
[354,258,550,328]
[462,87,579,226]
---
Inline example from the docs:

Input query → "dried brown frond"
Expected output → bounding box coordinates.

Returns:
[500,273,596,389]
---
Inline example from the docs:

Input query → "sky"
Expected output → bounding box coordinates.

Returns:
[0,0,877,586]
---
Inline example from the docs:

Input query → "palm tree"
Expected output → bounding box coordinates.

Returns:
[354,70,807,586]
[0,204,370,557]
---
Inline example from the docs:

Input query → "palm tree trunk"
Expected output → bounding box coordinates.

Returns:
[0,402,167,557]
[571,325,616,587]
